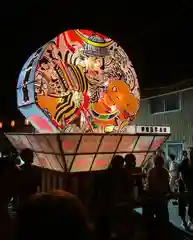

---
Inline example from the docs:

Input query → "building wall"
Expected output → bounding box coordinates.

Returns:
[38,169,65,193]
[134,88,193,149]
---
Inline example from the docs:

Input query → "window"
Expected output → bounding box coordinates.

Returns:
[164,94,180,111]
[149,96,164,114]
[149,93,180,114]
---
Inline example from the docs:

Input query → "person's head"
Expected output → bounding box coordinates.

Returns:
[169,154,175,161]
[157,149,165,158]
[182,150,188,158]
[20,148,34,164]
[153,155,164,169]
[109,155,124,170]
[125,153,136,169]
[15,190,90,240]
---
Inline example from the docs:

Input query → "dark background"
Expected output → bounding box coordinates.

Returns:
[1,0,193,119]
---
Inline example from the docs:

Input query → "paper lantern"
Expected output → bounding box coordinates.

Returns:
[11,120,15,127]
[17,29,140,133]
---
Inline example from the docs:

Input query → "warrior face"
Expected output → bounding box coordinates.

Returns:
[85,56,104,77]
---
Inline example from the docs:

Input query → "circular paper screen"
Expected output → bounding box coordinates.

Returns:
[17,29,140,133]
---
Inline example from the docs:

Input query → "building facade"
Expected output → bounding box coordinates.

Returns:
[134,80,193,161]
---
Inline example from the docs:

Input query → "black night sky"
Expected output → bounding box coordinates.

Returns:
[1,0,193,120]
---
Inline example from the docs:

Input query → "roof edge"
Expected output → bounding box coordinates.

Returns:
[141,78,193,99]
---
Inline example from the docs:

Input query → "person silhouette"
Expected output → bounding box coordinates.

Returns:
[94,155,125,240]
[145,155,170,224]
[179,148,193,230]
[18,149,41,207]
[125,153,136,170]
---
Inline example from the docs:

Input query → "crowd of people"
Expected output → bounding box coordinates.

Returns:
[0,147,193,240]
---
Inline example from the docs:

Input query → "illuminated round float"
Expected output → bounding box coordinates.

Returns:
[17,29,140,133]
[6,29,170,173]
